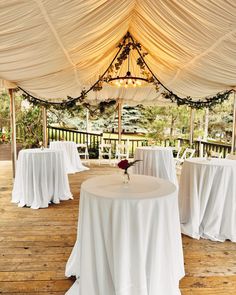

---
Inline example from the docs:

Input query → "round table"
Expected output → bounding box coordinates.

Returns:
[12,148,72,209]
[179,158,236,242]
[65,174,184,295]
[133,146,178,186]
[49,141,89,174]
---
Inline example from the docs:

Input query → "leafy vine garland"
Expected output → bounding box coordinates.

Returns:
[18,32,234,110]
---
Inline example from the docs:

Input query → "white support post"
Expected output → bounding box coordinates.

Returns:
[118,100,122,144]
[200,142,204,158]
[177,139,181,149]
[189,108,195,146]
[42,106,47,148]
[9,89,17,178]
[231,91,236,154]
[204,108,209,141]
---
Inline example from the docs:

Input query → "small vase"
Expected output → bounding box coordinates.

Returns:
[123,171,130,184]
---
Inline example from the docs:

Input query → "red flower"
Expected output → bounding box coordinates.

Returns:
[117,159,141,171]
[118,159,129,170]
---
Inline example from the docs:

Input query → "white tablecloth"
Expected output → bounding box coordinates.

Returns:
[179,158,236,242]
[133,146,178,186]
[65,174,184,295]
[12,149,72,209]
[49,141,89,174]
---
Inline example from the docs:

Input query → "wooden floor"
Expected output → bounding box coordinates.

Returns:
[0,161,236,294]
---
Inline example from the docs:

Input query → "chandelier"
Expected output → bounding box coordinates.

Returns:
[93,32,156,91]
[106,39,150,88]
[107,72,148,88]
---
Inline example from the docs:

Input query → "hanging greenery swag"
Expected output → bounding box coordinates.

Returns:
[18,32,234,111]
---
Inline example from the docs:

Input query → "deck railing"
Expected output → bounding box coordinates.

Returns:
[178,138,231,158]
[48,126,102,150]
[102,138,148,158]
[47,126,232,159]
[47,126,148,158]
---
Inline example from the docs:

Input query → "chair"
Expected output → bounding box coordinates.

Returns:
[206,151,223,158]
[173,147,182,162]
[115,140,129,162]
[175,148,195,176]
[77,143,90,164]
[226,154,236,160]
[175,148,195,166]
[98,143,112,165]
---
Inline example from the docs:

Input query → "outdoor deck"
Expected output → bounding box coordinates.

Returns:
[0,161,236,294]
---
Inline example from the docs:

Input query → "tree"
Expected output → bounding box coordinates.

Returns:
[0,91,23,142]
[138,105,190,143]
[208,97,233,143]
[17,102,43,148]
[0,91,44,147]
[48,105,86,129]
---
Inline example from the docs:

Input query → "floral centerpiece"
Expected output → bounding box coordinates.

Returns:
[118,159,141,183]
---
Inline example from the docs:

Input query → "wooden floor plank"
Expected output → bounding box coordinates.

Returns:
[1,161,236,294]
[2,294,65,295]
[0,280,73,292]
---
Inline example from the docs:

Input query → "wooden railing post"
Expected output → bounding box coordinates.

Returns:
[199,141,204,157]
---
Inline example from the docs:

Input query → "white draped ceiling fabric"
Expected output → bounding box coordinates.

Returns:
[0,0,236,105]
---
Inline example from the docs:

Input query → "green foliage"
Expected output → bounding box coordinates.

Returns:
[0,91,43,147]
[88,147,99,159]
[17,104,43,148]
[208,97,233,142]
[0,91,22,143]
[0,92,10,131]
[138,105,190,143]
[48,105,85,128]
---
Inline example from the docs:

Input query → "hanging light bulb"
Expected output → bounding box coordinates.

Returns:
[136,80,142,86]
[128,78,132,84]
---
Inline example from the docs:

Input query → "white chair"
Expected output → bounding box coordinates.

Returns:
[176,148,195,166]
[206,151,223,158]
[175,148,195,176]
[77,143,90,164]
[99,143,112,165]
[115,140,129,162]
[173,147,182,162]
[226,154,236,160]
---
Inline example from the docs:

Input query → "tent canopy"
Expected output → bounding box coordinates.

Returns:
[0,0,236,105]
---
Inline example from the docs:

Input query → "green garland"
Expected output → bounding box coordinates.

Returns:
[161,89,233,109]
[82,99,117,116]
[18,32,235,110]
[21,91,117,116]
